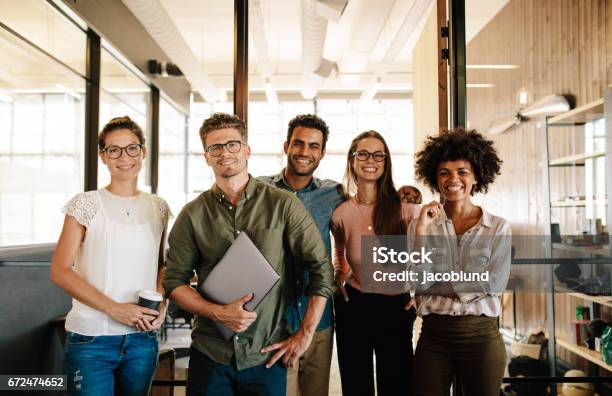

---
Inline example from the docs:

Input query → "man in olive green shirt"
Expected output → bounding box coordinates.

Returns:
[163,112,334,396]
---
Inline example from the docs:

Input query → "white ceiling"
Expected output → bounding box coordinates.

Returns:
[0,0,510,97]
[158,0,510,95]
[159,0,428,93]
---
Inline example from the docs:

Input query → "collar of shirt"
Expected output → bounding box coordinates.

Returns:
[434,205,494,229]
[211,174,258,204]
[271,168,320,193]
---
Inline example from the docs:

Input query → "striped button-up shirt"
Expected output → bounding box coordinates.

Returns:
[407,207,511,317]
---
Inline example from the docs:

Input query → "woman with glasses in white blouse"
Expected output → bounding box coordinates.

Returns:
[51,116,171,395]
[410,129,511,396]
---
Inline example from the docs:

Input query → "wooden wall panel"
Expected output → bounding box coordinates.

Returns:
[465,0,612,371]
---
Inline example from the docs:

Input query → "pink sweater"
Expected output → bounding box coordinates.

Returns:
[331,197,421,291]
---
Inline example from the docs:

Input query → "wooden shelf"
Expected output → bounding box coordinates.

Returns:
[548,98,604,125]
[556,338,612,371]
[560,290,612,309]
[552,242,611,257]
[549,151,606,166]
[551,199,607,207]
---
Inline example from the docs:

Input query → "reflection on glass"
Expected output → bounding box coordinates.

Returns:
[0,24,85,246]
[99,46,150,190]
[187,102,232,199]
[158,98,187,218]
[0,0,86,76]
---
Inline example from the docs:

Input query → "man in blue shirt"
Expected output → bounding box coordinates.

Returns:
[259,114,343,396]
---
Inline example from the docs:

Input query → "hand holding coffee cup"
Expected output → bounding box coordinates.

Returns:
[138,290,163,311]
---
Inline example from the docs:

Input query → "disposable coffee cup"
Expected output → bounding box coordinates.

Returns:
[138,290,163,311]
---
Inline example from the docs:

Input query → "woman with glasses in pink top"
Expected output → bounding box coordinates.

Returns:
[331,130,420,396]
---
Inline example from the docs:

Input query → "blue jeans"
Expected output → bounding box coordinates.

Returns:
[187,347,287,396]
[63,331,159,395]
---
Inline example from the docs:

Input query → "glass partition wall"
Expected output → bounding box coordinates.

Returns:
[98,46,151,190]
[0,2,86,246]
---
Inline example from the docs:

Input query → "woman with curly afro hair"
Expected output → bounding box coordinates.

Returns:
[410,129,511,396]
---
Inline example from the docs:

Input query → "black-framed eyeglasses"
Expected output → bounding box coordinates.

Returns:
[206,140,244,157]
[352,150,386,162]
[101,143,144,159]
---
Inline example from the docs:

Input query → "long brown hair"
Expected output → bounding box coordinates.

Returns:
[343,130,406,235]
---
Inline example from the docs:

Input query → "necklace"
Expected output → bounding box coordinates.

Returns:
[355,195,375,205]
[354,197,374,231]
[116,194,140,217]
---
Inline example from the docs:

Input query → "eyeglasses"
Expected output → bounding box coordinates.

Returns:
[352,150,386,162]
[206,140,244,157]
[101,143,144,159]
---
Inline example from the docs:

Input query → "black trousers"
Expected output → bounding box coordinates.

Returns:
[334,285,416,396]
[413,314,506,396]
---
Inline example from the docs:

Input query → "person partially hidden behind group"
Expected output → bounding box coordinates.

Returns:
[411,129,512,396]
[51,116,171,395]
[331,130,420,396]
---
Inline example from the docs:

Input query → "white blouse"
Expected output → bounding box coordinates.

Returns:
[61,188,171,336]
[408,207,512,317]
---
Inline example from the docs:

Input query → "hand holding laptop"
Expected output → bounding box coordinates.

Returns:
[211,293,258,333]
[200,232,280,339]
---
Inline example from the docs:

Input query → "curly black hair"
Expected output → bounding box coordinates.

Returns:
[414,129,502,194]
[287,114,330,150]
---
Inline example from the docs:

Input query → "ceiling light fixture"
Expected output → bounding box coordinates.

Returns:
[518,88,529,106]
[466,65,519,70]
[466,83,495,88]
[488,94,570,135]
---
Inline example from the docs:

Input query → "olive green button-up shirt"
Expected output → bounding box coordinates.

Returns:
[163,176,334,370]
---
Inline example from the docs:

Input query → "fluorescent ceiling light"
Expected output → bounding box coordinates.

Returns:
[264,80,279,105]
[360,79,381,102]
[55,84,81,100]
[0,89,13,103]
[466,65,519,69]
[518,89,528,105]
[467,83,495,88]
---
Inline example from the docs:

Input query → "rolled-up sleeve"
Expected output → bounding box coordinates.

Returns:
[284,195,334,299]
[163,208,200,297]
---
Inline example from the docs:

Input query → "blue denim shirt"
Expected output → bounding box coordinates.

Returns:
[259,170,344,332]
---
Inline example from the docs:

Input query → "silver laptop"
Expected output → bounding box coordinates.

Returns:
[200,231,280,340]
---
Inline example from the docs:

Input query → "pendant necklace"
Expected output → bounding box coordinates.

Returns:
[118,193,140,217]
[355,195,375,231]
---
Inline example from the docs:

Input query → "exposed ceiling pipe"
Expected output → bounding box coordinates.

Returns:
[121,0,219,102]
[250,0,278,104]
[361,0,433,100]
[381,0,433,66]
[337,0,395,85]
[300,0,328,99]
